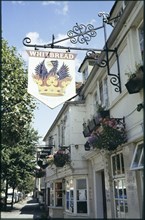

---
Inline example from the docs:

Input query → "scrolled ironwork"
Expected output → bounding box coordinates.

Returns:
[67,23,97,45]
[23,37,32,46]
[86,50,99,59]
[86,50,108,67]
[97,60,107,67]
[98,12,110,22]
[109,74,121,93]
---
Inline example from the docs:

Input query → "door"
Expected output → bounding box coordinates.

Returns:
[95,170,107,218]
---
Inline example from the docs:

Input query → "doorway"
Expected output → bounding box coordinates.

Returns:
[95,170,107,218]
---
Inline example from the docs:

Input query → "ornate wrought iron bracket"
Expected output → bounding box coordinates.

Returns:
[23,12,121,93]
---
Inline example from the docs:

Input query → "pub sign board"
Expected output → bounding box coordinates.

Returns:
[27,50,77,108]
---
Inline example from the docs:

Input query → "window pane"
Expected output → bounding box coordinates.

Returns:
[138,23,144,59]
[99,82,103,104]
[115,200,119,218]
[131,143,144,169]
[133,145,142,167]
[114,179,128,218]
[112,156,116,175]
[77,201,87,213]
[55,182,62,189]
[76,179,86,189]
[140,150,144,166]
[55,182,62,207]
[103,77,109,107]
[114,181,119,199]
[66,191,69,210]
[56,191,62,197]
[56,198,62,206]
[77,189,87,200]
[116,154,121,175]
[112,153,124,176]
[121,153,125,174]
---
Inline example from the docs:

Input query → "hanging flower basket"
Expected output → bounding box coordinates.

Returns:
[84,141,91,151]
[53,150,70,167]
[87,117,127,151]
[125,65,143,94]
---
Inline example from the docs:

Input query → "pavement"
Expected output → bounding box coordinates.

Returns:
[1,197,48,219]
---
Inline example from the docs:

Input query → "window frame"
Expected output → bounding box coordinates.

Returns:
[111,152,128,218]
[65,177,88,215]
[93,76,109,114]
[83,66,89,82]
[138,22,144,61]
[76,178,88,214]
[50,181,63,207]
[65,179,74,213]
[130,141,144,170]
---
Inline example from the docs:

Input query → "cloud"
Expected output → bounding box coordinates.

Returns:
[42,1,69,16]
[26,32,47,45]
[12,1,25,5]
[42,1,60,6]
[55,2,69,16]
[88,19,97,26]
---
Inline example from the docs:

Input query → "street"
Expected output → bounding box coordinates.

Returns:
[1,197,47,219]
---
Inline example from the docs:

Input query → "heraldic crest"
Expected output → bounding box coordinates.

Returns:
[32,59,72,96]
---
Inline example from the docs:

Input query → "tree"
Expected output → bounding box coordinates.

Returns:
[1,38,37,146]
[1,38,40,208]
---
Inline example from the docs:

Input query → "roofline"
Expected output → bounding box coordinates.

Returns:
[109,1,117,17]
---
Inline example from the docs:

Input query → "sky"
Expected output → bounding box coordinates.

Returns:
[2,0,115,143]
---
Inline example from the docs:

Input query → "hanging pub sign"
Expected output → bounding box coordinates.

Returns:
[27,50,77,108]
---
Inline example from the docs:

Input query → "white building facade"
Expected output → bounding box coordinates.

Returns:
[41,1,143,219]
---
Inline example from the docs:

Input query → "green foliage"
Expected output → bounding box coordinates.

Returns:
[1,38,40,195]
[1,38,37,146]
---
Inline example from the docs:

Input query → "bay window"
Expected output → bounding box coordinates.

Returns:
[111,152,128,218]
[76,179,87,213]
[65,178,88,215]
[66,179,74,212]
[50,181,63,207]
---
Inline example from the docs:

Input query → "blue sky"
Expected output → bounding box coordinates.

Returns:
[2,0,115,143]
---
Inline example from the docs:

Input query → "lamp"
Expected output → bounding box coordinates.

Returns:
[84,141,91,151]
